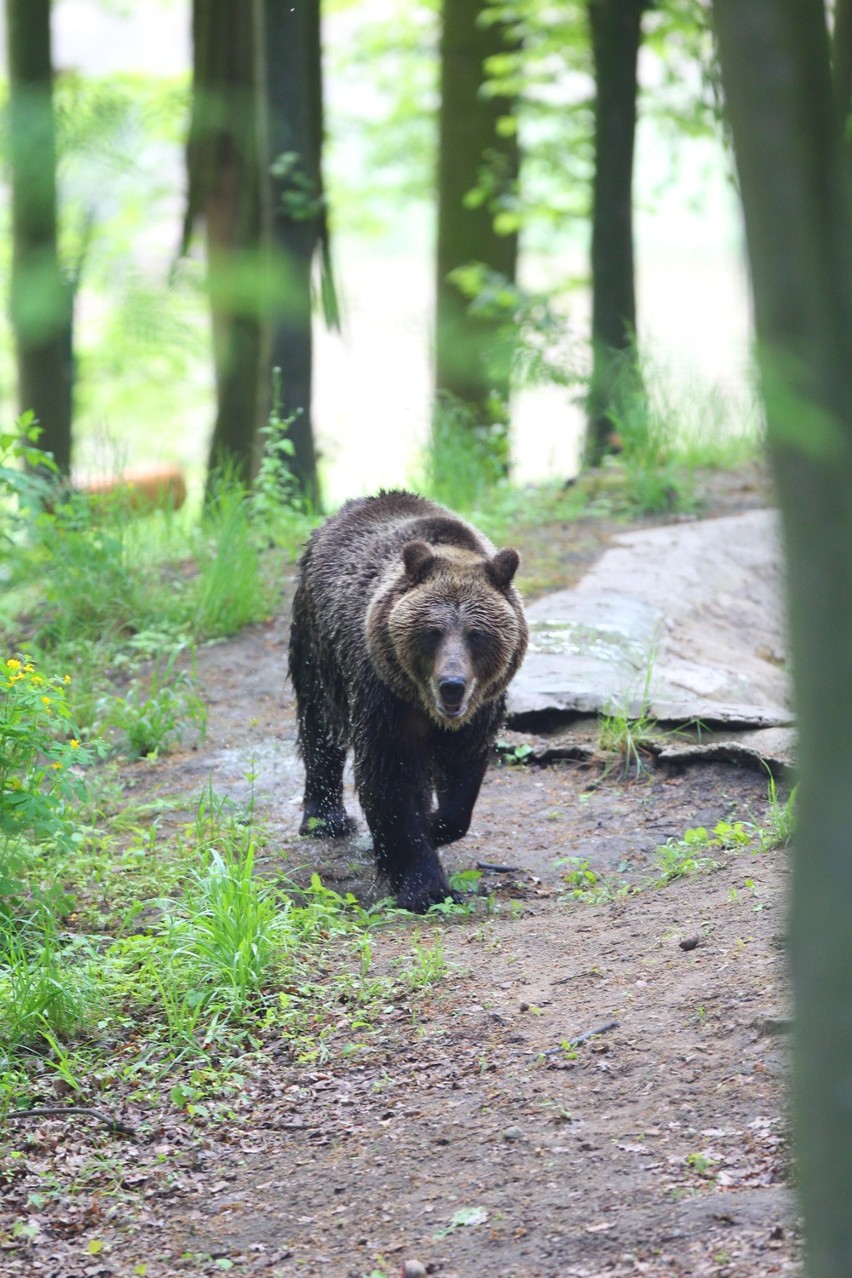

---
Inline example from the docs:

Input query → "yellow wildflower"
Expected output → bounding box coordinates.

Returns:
[51,762,63,771]
[41,695,52,708]
[5,658,21,671]
[64,675,72,685]
[70,739,80,749]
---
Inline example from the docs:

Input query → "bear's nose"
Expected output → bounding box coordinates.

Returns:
[438,677,467,708]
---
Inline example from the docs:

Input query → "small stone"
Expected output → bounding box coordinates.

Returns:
[402,1262,427,1278]
[502,1125,525,1142]
[679,935,701,951]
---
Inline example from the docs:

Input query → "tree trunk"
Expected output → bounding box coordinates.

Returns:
[713,3,852,1275]
[262,0,328,510]
[585,0,646,467]
[435,0,519,457]
[184,0,270,489]
[5,0,73,473]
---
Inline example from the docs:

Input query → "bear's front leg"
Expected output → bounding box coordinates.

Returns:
[353,708,459,913]
[430,746,490,848]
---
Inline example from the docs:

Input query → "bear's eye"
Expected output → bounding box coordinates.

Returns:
[426,626,443,646]
[467,628,489,651]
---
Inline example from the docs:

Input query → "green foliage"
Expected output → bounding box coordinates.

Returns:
[421,394,510,512]
[0,655,98,870]
[652,820,752,884]
[159,842,285,1023]
[557,856,633,904]
[759,776,797,851]
[194,473,271,638]
[0,913,101,1051]
[100,646,207,759]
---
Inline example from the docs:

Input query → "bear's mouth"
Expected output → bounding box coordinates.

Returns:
[434,676,475,721]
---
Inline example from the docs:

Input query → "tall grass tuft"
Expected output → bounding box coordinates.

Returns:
[193,471,271,639]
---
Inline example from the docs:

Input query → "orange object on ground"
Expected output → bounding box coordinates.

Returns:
[77,464,187,513]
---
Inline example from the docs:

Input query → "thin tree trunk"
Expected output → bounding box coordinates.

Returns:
[262,0,327,510]
[5,0,73,473]
[435,0,519,455]
[713,4,852,1275]
[585,0,646,467]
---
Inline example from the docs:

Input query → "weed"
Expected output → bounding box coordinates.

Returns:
[0,656,101,880]
[557,856,632,904]
[101,645,207,758]
[597,641,661,776]
[420,394,508,513]
[161,842,285,1021]
[0,913,102,1051]
[193,471,271,638]
[652,820,751,884]
[497,741,534,766]
[759,776,797,851]
[448,867,483,896]
[405,934,448,987]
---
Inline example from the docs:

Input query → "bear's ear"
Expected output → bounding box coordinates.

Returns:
[488,547,520,590]
[402,539,437,584]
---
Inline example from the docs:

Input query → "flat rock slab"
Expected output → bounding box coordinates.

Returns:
[508,509,792,736]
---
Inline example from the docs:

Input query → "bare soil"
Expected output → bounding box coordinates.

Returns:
[1,465,801,1277]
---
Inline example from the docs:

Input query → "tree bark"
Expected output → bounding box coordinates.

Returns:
[585,0,646,467]
[184,0,270,489]
[5,0,73,473]
[435,0,519,453]
[262,0,328,510]
[713,3,852,1275]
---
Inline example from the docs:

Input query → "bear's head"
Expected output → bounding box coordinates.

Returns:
[366,539,528,728]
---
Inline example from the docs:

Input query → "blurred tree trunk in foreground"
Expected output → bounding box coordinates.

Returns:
[585,0,647,467]
[6,0,73,473]
[713,3,852,1275]
[435,0,519,467]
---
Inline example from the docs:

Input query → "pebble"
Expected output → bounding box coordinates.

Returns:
[502,1124,525,1141]
[401,1262,427,1278]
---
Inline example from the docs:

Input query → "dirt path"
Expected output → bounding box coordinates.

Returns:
[1,467,801,1277]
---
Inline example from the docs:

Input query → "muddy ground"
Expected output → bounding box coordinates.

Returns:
[1,466,802,1277]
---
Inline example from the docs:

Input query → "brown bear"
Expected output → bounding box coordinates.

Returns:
[288,490,528,912]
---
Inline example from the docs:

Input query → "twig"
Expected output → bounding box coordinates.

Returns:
[3,1106,137,1138]
[476,861,520,874]
[542,1019,619,1056]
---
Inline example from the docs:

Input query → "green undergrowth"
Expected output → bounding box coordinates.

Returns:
[0,779,460,1114]
[558,787,796,906]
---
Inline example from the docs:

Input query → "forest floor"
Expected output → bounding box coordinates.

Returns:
[1,463,802,1278]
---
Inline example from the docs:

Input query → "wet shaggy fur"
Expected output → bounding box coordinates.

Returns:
[288,490,528,912]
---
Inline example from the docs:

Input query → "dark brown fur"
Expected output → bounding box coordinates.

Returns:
[288,491,528,912]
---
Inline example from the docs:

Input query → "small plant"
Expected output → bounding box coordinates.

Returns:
[497,741,533,766]
[193,470,271,639]
[161,842,285,1022]
[405,934,448,988]
[250,367,305,530]
[0,913,101,1050]
[421,393,508,513]
[448,867,483,896]
[759,776,797,851]
[101,646,207,758]
[0,656,99,871]
[557,856,632,904]
[597,642,661,776]
[652,820,751,884]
